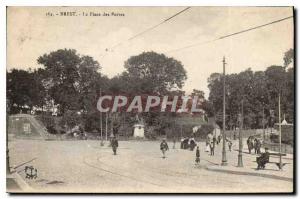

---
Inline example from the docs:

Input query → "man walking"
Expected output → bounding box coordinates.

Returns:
[111,136,119,155]
[160,138,169,158]
[195,146,200,165]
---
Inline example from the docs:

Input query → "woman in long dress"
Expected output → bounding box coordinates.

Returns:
[205,133,213,152]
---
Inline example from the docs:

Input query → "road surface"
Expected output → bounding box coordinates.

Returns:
[8,139,293,193]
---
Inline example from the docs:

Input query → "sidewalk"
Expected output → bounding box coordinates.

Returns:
[206,164,293,182]
[205,140,293,182]
[7,171,33,193]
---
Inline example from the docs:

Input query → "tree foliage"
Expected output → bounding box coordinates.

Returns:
[207,49,294,129]
[37,49,105,114]
[7,69,45,113]
[7,48,294,136]
[122,51,187,94]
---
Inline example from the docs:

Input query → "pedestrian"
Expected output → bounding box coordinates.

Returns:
[160,138,169,158]
[256,139,262,154]
[218,135,221,144]
[256,147,270,170]
[180,137,184,149]
[254,138,258,154]
[228,141,232,151]
[213,136,217,145]
[210,140,215,156]
[189,137,196,151]
[205,140,210,152]
[195,146,200,164]
[206,133,213,153]
[111,136,119,155]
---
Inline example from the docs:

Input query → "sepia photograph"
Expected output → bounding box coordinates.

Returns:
[6,6,294,193]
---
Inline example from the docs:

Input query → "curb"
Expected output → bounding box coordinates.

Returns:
[206,166,293,182]
[7,172,34,193]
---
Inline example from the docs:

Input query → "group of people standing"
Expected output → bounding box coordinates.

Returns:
[180,137,197,150]
[205,133,233,156]
[247,136,262,154]
[160,133,233,165]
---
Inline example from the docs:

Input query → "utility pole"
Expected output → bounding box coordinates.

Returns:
[278,93,283,169]
[180,124,183,138]
[111,114,114,138]
[261,96,266,142]
[237,99,243,167]
[221,56,228,166]
[262,105,265,142]
[100,89,104,146]
[105,112,108,141]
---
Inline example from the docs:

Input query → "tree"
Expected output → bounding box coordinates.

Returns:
[37,49,106,114]
[283,48,294,122]
[207,60,294,129]
[60,110,82,130]
[31,68,47,109]
[38,49,81,113]
[99,51,188,135]
[123,51,187,94]
[283,48,294,68]
[7,69,45,113]
[285,67,294,122]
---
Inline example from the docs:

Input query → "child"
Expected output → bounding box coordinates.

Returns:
[195,146,200,164]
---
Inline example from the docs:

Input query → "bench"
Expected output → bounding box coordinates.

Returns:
[267,161,290,170]
[256,153,289,170]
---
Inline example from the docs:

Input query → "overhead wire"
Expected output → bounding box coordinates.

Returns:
[166,15,293,54]
[102,7,191,56]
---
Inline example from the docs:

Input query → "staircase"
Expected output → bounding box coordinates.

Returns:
[9,114,57,140]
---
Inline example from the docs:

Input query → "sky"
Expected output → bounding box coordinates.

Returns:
[7,7,294,98]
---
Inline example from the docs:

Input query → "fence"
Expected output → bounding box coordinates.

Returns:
[226,129,258,140]
[263,142,293,154]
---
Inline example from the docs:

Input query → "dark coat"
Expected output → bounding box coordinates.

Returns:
[257,151,270,168]
[160,141,169,151]
[111,139,118,148]
[196,149,200,158]
[260,152,270,162]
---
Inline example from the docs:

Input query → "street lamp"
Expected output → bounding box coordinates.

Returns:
[261,96,266,142]
[237,99,244,167]
[221,56,227,166]
[278,93,283,170]
[100,88,104,146]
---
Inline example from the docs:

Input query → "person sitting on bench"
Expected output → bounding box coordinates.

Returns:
[256,147,270,170]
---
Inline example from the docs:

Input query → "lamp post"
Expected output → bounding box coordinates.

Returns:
[262,106,265,142]
[237,99,243,167]
[261,96,266,142]
[105,112,108,141]
[221,56,227,166]
[278,93,283,170]
[100,89,104,146]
